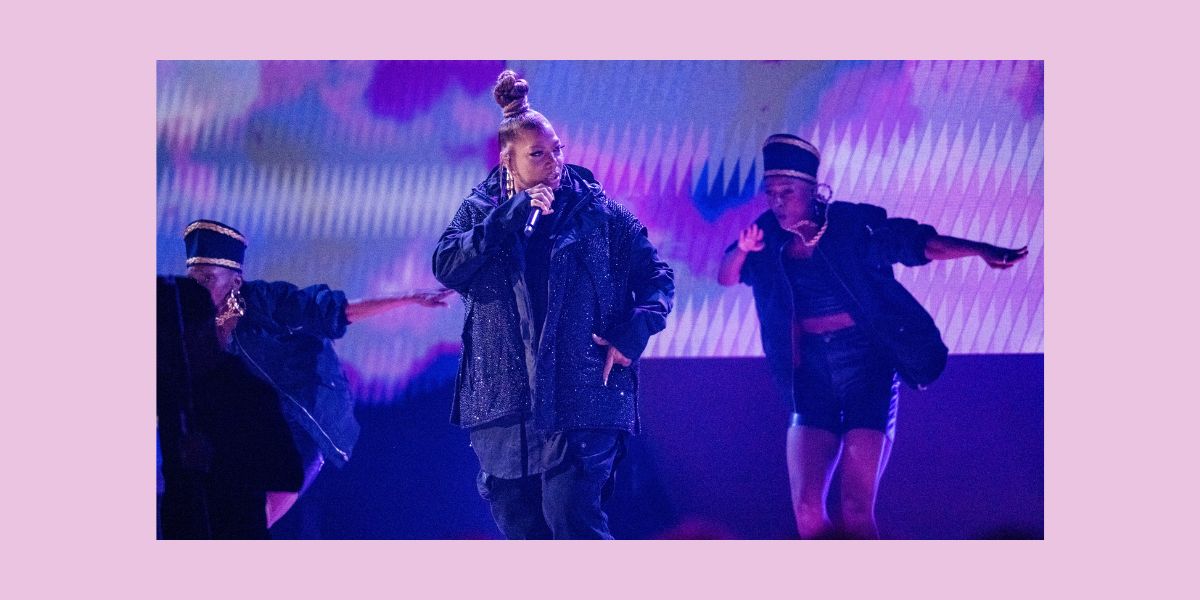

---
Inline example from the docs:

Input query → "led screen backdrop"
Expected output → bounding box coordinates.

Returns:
[157,60,1043,402]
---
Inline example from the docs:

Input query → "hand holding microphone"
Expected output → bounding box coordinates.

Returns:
[524,183,556,237]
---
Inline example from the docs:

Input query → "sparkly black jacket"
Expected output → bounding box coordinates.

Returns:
[433,165,674,433]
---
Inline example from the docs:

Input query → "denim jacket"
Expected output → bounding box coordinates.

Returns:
[229,280,360,468]
[736,202,948,399]
[433,164,674,433]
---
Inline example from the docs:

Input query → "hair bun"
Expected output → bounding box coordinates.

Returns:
[493,70,531,119]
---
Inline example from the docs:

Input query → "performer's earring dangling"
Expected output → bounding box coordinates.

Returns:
[216,287,246,327]
[815,183,833,205]
[812,182,834,223]
[505,168,515,198]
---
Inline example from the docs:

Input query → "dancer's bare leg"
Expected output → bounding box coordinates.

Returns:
[786,421,842,539]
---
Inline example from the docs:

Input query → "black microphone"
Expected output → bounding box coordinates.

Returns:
[524,185,558,237]
[523,204,541,237]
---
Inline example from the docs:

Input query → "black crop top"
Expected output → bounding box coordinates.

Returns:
[782,252,850,318]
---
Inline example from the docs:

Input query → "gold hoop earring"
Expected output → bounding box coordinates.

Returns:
[815,183,833,204]
[215,287,246,327]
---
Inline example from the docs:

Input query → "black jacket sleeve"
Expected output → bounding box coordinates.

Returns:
[246,280,350,340]
[432,192,535,292]
[860,204,939,268]
[602,223,675,361]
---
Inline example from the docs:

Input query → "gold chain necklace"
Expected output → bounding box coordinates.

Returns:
[786,215,829,248]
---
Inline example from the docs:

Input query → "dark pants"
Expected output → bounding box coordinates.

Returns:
[475,430,625,539]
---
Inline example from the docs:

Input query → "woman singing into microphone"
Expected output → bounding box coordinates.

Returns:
[432,70,674,539]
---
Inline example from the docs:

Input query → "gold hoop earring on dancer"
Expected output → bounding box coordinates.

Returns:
[815,183,833,205]
[215,287,246,327]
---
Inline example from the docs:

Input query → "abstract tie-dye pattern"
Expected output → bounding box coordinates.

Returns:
[157,60,1043,403]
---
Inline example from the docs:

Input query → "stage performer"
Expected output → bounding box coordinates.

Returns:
[433,70,674,539]
[183,219,452,527]
[717,134,1027,539]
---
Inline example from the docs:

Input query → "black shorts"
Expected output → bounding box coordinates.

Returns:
[793,326,899,438]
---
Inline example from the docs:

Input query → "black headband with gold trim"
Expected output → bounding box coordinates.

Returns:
[763,134,820,183]
[184,219,247,272]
